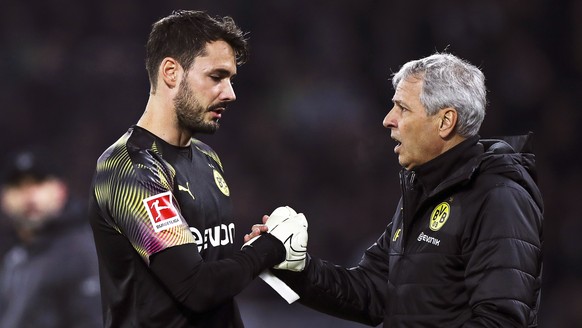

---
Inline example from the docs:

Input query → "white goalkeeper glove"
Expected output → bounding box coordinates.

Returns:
[265,206,308,272]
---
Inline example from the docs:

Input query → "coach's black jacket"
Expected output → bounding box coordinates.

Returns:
[275,134,543,327]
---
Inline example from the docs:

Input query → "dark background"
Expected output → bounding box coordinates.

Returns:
[1,0,580,326]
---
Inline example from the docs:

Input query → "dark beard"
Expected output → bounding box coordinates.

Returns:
[174,80,218,135]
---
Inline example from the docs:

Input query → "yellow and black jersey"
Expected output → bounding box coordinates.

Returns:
[91,125,234,263]
[89,126,283,327]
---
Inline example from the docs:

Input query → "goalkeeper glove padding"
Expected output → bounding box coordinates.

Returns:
[265,206,308,272]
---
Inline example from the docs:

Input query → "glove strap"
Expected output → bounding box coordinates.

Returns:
[259,270,300,304]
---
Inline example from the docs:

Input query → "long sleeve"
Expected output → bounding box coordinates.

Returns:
[274,229,391,326]
[461,184,543,327]
[150,234,285,313]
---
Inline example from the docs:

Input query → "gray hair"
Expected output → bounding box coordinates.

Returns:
[392,53,487,137]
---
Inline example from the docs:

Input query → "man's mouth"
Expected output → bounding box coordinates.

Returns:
[391,136,402,153]
[211,109,223,119]
[208,105,226,120]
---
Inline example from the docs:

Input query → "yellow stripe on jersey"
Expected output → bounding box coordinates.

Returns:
[94,133,195,265]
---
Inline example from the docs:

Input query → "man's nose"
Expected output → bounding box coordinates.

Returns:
[220,81,236,102]
[383,107,396,129]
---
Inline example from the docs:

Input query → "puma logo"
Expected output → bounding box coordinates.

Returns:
[178,182,195,200]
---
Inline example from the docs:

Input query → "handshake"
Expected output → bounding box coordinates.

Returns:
[245,206,308,272]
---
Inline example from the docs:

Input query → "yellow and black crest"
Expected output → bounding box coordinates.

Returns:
[213,169,230,196]
[429,202,450,231]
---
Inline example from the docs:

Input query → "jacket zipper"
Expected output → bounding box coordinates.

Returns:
[399,170,416,253]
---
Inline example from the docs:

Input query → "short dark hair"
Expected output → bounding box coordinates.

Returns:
[145,10,249,91]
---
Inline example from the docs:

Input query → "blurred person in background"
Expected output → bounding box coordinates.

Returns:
[89,10,305,328]
[249,52,544,327]
[0,149,102,328]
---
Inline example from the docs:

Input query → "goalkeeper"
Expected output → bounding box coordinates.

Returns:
[89,10,307,328]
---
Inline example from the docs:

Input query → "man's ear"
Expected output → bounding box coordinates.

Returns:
[160,57,180,88]
[438,107,458,139]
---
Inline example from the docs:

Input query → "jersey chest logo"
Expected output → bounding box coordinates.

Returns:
[178,182,196,200]
[143,191,183,232]
[213,169,230,196]
[429,201,450,231]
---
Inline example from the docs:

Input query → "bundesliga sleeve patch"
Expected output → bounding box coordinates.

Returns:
[143,191,183,232]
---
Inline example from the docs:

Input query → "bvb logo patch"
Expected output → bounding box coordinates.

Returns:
[429,202,450,231]
[213,169,230,196]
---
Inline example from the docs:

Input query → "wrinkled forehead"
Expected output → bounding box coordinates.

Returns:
[392,75,424,100]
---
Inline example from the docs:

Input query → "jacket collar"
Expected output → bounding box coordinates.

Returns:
[407,135,483,197]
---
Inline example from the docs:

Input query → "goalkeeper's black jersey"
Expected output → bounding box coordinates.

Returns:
[89,126,241,327]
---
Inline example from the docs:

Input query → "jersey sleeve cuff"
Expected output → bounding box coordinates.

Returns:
[242,233,286,268]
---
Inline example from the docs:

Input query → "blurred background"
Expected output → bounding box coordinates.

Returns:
[0,0,579,326]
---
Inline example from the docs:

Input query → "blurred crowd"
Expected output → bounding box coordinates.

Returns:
[0,0,580,326]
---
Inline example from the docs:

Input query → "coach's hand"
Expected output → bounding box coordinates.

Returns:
[265,206,308,272]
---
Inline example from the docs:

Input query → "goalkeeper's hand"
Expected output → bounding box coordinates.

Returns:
[265,206,308,272]
[243,206,308,271]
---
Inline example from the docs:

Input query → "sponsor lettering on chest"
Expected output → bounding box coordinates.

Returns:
[190,223,235,252]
